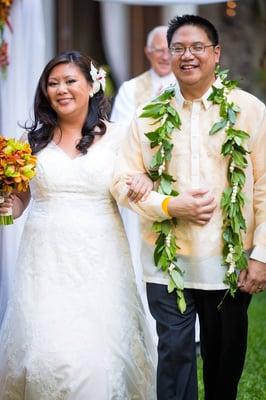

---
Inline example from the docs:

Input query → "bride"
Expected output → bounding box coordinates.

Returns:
[0,51,156,399]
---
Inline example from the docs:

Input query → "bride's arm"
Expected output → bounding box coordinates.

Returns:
[0,189,31,219]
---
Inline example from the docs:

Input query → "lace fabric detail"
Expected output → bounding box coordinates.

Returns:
[0,126,156,399]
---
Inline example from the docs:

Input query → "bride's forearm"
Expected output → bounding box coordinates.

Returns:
[12,190,31,219]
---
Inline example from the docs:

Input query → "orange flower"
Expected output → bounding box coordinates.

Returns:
[0,0,13,26]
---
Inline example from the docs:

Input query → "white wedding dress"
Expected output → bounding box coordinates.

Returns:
[0,125,156,399]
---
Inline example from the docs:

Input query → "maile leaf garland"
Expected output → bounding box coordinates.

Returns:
[140,87,186,313]
[208,66,250,295]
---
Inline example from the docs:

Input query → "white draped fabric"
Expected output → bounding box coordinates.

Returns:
[100,2,130,87]
[0,0,46,325]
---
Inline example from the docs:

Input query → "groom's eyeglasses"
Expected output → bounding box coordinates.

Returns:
[169,43,216,56]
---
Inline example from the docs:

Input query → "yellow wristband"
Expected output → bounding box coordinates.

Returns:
[162,197,171,217]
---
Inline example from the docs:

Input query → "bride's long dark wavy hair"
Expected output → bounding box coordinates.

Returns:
[26,51,110,154]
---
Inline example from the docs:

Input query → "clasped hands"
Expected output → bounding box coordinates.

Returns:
[126,177,218,223]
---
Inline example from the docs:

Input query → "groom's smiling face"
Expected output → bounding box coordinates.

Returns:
[170,24,220,96]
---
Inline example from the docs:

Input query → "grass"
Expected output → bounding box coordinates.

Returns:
[197,291,266,399]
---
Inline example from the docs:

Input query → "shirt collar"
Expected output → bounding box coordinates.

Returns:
[175,76,223,110]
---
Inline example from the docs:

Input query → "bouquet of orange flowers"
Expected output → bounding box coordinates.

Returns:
[0,135,37,224]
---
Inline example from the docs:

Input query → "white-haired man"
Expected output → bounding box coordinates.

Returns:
[111,25,176,124]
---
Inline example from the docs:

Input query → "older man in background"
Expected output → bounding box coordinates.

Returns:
[111,25,176,124]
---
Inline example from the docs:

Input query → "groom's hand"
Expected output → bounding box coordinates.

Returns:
[167,189,217,225]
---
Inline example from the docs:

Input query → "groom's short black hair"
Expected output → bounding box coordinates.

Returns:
[167,15,219,47]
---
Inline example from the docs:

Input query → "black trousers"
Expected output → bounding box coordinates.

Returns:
[147,283,251,400]
[195,289,251,400]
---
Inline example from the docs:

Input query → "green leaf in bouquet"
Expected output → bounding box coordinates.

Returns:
[21,164,36,179]
[4,165,19,177]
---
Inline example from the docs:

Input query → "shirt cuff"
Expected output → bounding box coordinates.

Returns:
[250,245,266,263]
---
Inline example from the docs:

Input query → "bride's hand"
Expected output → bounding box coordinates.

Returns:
[126,173,153,203]
[0,193,14,214]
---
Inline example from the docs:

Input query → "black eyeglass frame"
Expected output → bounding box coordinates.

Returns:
[169,44,216,56]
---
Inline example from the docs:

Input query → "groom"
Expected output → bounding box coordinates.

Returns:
[111,14,266,400]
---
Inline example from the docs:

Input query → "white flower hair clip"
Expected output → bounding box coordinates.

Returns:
[90,62,106,94]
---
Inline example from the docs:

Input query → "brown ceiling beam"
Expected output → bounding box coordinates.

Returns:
[56,0,74,53]
[130,5,162,77]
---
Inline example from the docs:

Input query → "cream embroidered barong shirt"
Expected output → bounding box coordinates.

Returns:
[111,81,266,289]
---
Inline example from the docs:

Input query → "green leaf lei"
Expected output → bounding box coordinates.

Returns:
[139,66,250,313]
